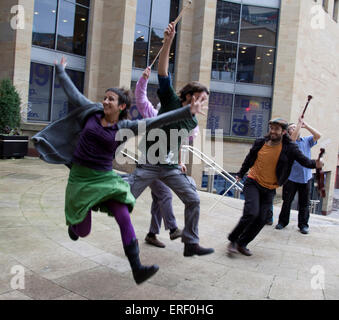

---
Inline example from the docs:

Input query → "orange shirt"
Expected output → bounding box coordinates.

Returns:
[248,143,282,189]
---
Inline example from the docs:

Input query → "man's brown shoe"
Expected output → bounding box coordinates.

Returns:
[236,244,252,256]
[169,228,182,240]
[145,235,166,248]
[227,242,239,255]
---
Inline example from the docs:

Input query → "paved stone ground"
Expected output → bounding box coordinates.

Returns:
[0,158,339,300]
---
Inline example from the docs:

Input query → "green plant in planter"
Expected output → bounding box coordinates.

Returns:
[0,79,22,135]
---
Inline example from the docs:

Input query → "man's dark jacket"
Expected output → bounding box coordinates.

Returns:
[237,135,317,186]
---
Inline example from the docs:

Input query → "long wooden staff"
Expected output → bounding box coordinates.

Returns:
[149,0,192,68]
[301,95,313,118]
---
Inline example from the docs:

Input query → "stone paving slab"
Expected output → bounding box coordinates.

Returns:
[0,158,339,300]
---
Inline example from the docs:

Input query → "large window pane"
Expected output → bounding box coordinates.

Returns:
[237,46,275,85]
[52,69,84,121]
[149,28,163,70]
[214,1,241,42]
[66,0,90,6]
[207,92,233,136]
[232,95,271,138]
[136,0,152,26]
[133,0,178,72]
[133,25,150,69]
[211,41,237,82]
[240,6,278,47]
[28,62,53,122]
[151,0,171,29]
[32,0,57,49]
[169,0,180,23]
[57,0,89,56]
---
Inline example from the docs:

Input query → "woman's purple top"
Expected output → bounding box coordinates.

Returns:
[72,112,121,171]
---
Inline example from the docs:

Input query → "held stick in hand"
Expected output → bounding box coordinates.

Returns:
[149,0,192,69]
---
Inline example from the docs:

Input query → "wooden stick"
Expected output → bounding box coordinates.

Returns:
[149,0,192,69]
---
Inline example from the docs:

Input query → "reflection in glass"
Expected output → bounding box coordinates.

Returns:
[211,41,237,82]
[149,28,163,70]
[57,0,89,56]
[133,25,149,69]
[28,62,53,122]
[151,0,171,28]
[66,0,90,6]
[237,46,275,85]
[214,1,241,42]
[207,92,233,136]
[52,69,84,121]
[232,95,271,138]
[133,0,179,72]
[136,0,152,26]
[32,0,57,49]
[240,6,278,47]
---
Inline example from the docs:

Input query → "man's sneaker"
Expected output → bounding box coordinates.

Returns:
[169,228,182,240]
[236,244,252,256]
[183,244,214,257]
[275,223,285,230]
[300,227,309,235]
[145,235,166,248]
[68,226,79,241]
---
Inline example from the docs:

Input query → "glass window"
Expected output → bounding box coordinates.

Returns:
[133,25,150,69]
[136,0,152,26]
[66,0,90,6]
[240,5,278,47]
[52,69,84,121]
[214,1,241,42]
[32,0,58,49]
[132,0,179,71]
[232,95,271,138]
[28,62,53,121]
[149,27,164,70]
[237,46,275,85]
[207,92,233,136]
[57,0,89,56]
[211,41,237,82]
[28,62,84,122]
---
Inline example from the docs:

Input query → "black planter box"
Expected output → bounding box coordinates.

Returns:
[0,135,28,158]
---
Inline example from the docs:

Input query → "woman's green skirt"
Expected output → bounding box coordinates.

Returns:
[65,163,135,226]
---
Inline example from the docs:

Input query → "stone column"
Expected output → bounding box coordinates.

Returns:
[0,0,34,118]
[85,0,137,102]
[175,0,216,189]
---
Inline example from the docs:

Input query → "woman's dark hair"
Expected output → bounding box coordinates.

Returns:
[178,81,210,103]
[105,87,132,120]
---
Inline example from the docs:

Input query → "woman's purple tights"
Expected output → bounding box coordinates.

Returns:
[71,200,136,246]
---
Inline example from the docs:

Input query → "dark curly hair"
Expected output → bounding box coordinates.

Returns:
[105,87,132,120]
[178,81,210,103]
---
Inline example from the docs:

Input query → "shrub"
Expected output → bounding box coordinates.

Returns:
[0,79,21,134]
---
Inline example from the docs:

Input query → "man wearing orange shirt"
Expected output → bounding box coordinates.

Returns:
[227,118,323,256]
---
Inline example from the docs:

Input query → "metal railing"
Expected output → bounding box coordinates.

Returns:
[121,146,244,212]
[181,145,243,212]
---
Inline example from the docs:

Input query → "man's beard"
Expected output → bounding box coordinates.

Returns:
[269,133,283,143]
